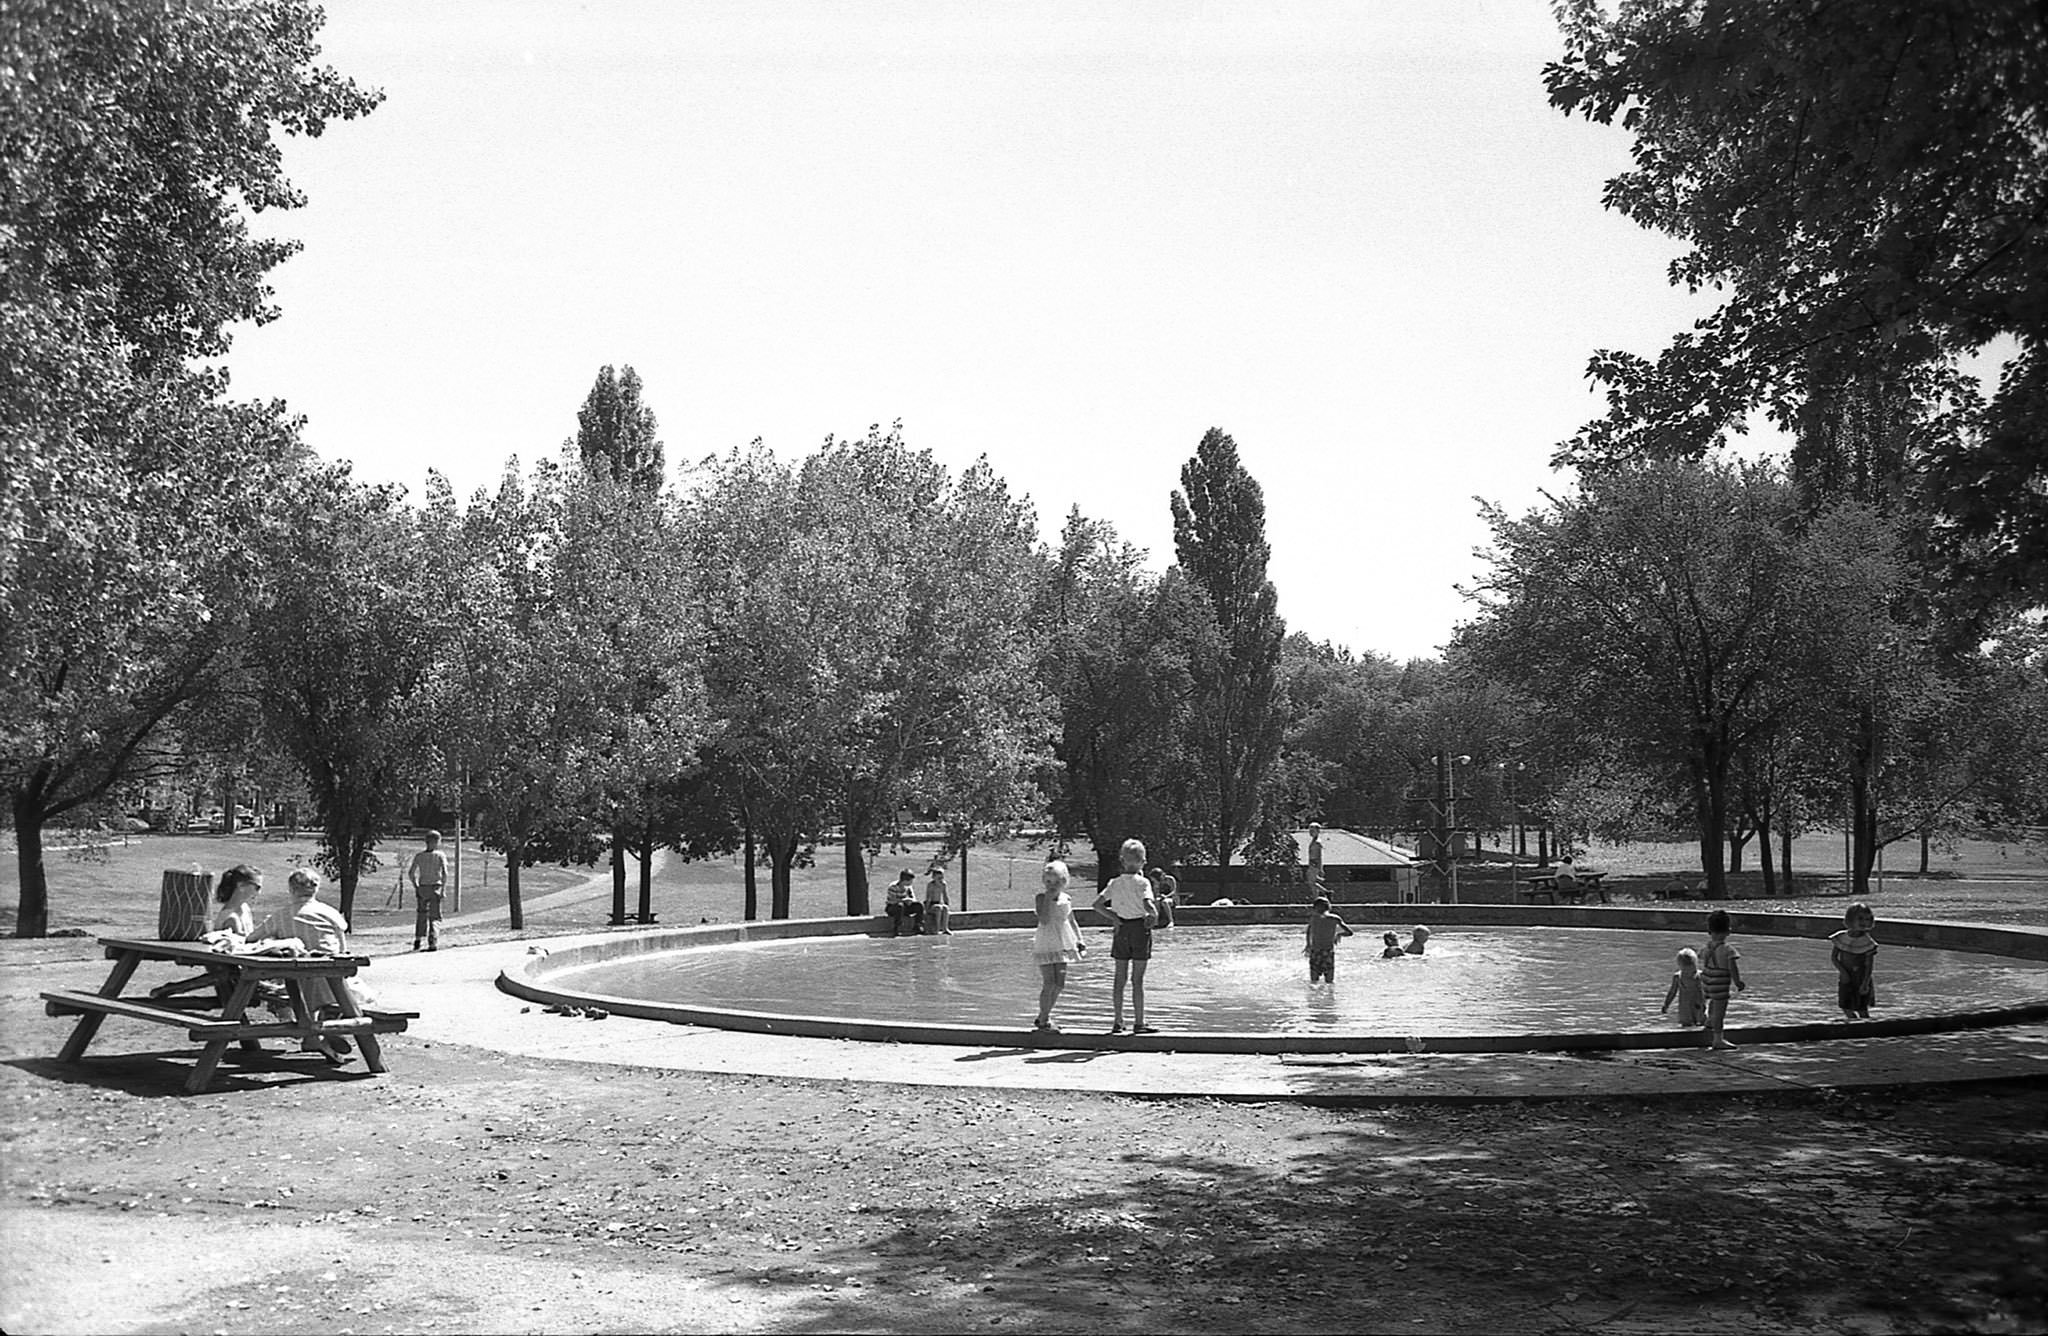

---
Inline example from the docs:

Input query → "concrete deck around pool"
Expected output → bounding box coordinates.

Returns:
[360,909,2048,1104]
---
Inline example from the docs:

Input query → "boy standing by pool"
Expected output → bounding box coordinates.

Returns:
[408,829,449,952]
[1092,838,1158,1035]
[1701,909,1747,1050]
[1303,896,1354,984]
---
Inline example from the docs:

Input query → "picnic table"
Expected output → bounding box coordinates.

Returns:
[1517,871,1610,905]
[42,937,414,1093]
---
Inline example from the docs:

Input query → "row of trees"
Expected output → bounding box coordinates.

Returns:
[8,1,2045,934]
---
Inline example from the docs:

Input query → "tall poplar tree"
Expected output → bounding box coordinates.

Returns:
[571,364,664,494]
[1168,429,1287,866]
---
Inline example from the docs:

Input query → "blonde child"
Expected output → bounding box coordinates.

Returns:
[923,866,953,935]
[1662,947,1705,1028]
[1031,859,1086,1032]
[1091,838,1158,1035]
[1303,897,1355,984]
[1830,902,1878,1020]
[1701,909,1747,1050]
[1403,925,1431,955]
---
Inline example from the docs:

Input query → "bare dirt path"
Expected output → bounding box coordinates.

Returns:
[3,938,2044,1335]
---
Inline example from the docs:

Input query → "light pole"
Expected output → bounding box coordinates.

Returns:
[1447,754,1472,905]
[1498,760,1524,897]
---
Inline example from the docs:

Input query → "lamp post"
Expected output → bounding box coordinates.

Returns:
[1445,754,1472,905]
[1498,759,1524,898]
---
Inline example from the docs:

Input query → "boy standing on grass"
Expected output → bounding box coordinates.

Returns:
[1701,909,1747,1050]
[408,830,449,952]
[1303,896,1354,985]
[1093,838,1158,1035]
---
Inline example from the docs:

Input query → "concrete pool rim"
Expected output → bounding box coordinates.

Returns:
[497,903,2048,1056]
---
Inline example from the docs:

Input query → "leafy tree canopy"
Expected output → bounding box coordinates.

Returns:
[1546,0,2048,608]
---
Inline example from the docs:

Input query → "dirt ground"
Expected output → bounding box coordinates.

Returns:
[3,933,2045,1336]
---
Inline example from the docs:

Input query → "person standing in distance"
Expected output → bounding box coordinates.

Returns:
[408,830,450,952]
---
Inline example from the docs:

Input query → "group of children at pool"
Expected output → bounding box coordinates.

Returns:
[1016,840,1888,1046]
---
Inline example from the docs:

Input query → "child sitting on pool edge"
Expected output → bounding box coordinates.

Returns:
[1662,947,1705,1028]
[1303,897,1354,985]
[1380,932,1404,959]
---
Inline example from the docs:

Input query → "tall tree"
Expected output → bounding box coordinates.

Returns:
[1459,459,1821,897]
[1546,0,2048,616]
[0,0,377,935]
[571,364,664,494]
[1169,429,1287,865]
[251,466,439,922]
[1040,509,1201,883]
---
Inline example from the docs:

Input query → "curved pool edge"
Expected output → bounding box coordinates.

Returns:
[497,904,2048,1056]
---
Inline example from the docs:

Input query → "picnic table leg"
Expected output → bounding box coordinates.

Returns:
[210,972,266,1054]
[187,975,260,1094]
[328,980,386,1074]
[57,950,144,1064]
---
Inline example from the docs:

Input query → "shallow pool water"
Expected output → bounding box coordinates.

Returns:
[544,925,2048,1035]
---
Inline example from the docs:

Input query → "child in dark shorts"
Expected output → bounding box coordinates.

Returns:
[1303,897,1354,984]
[1092,837,1158,1035]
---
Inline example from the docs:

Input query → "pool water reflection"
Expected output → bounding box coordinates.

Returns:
[545,925,2048,1035]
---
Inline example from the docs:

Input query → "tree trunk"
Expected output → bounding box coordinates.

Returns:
[635,823,654,924]
[336,831,363,924]
[11,784,50,938]
[741,811,758,922]
[1092,835,1122,891]
[610,834,628,925]
[842,806,873,917]
[1727,827,1748,874]
[1919,829,1931,874]
[1755,809,1777,897]
[769,834,796,920]
[1692,745,1731,899]
[505,839,525,931]
[1780,818,1794,891]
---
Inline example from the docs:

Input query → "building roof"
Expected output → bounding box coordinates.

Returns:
[1297,827,1416,868]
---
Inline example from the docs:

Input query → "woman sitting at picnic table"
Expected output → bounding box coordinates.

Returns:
[201,864,266,945]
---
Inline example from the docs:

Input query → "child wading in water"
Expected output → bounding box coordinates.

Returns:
[1662,948,1706,1028]
[1830,902,1878,1020]
[1379,932,1404,959]
[1092,838,1159,1035]
[1031,860,1086,1032]
[1701,909,1747,1050]
[1303,897,1355,984]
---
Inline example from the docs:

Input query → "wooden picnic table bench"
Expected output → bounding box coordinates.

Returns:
[1516,871,1610,905]
[42,936,415,1094]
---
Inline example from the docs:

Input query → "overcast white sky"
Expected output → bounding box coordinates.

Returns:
[228,0,1726,662]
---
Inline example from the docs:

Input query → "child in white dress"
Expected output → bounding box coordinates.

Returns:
[1032,860,1086,1033]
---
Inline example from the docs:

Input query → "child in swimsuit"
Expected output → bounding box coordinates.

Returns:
[1701,909,1747,1050]
[1662,947,1705,1028]
[1303,897,1354,984]
[1829,902,1877,1020]
[1380,932,1404,959]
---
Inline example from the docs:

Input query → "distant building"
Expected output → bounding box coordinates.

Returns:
[1175,827,1417,903]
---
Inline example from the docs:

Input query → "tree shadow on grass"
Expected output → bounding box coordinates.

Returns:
[4,1052,383,1098]
[708,1084,2048,1334]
